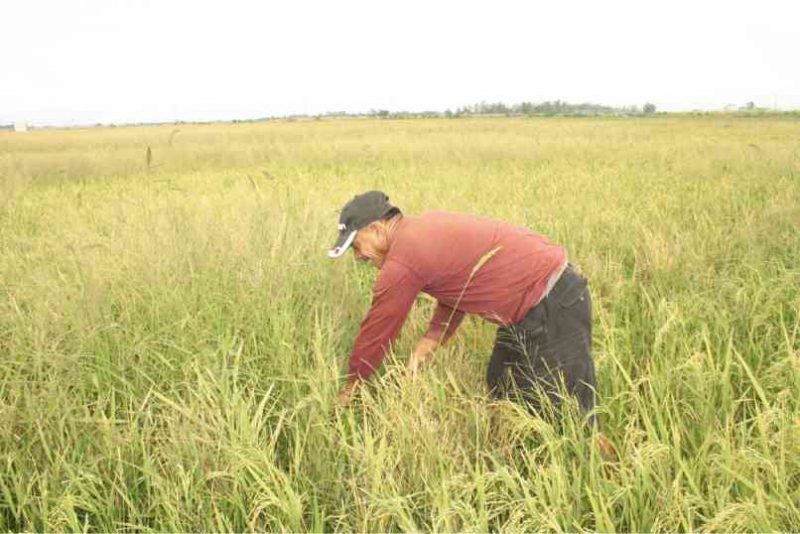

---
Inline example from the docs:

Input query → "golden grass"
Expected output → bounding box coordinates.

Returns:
[1,116,799,531]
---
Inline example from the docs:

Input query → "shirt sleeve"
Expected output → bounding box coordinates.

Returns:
[423,301,465,344]
[347,261,424,381]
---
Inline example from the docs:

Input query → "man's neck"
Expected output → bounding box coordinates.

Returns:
[384,215,403,248]
[386,215,403,241]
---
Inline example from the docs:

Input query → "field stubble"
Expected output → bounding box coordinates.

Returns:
[1,117,799,531]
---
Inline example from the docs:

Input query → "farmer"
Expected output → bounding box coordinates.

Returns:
[329,191,598,426]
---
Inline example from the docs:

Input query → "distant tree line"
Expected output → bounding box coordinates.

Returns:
[353,100,658,120]
[22,100,798,130]
[451,100,638,116]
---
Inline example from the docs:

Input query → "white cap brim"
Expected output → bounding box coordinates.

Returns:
[327,230,357,259]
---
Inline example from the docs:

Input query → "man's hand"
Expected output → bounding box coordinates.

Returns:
[407,337,440,376]
[407,354,425,376]
[336,379,359,407]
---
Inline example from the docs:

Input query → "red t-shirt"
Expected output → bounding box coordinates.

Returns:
[347,211,566,381]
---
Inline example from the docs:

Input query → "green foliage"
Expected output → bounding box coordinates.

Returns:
[1,116,799,531]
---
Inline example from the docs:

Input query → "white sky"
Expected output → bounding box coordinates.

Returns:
[2,0,798,126]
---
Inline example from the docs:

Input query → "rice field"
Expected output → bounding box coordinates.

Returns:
[1,116,799,531]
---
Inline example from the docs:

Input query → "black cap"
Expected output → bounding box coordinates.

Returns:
[328,191,398,259]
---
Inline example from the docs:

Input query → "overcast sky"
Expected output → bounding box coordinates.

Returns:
[2,0,798,126]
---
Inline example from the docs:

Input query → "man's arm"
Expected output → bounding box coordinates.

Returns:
[407,301,465,374]
[338,262,423,398]
[424,300,465,344]
[407,336,440,375]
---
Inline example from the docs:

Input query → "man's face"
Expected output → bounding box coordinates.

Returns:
[352,222,388,269]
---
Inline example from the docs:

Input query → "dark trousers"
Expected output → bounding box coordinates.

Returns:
[486,265,598,427]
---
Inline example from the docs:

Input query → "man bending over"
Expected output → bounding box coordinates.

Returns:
[329,191,598,426]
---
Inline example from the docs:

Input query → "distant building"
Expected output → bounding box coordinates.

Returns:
[14,122,28,132]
